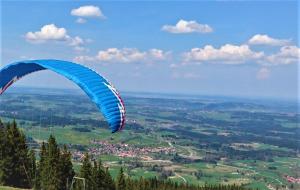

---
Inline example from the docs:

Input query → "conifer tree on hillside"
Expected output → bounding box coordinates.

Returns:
[43,135,62,190]
[104,167,116,190]
[125,177,134,190]
[27,149,36,188]
[91,160,106,190]
[2,120,32,188]
[91,161,98,189]
[116,167,126,190]
[94,160,106,190]
[0,119,7,185]
[60,145,75,190]
[138,176,146,190]
[36,142,46,189]
[37,135,75,190]
[77,153,116,190]
[79,153,93,190]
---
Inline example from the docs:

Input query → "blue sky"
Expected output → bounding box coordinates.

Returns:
[1,1,299,100]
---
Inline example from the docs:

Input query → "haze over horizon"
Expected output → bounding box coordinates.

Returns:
[1,1,299,100]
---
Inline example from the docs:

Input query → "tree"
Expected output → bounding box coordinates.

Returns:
[36,136,75,190]
[125,177,134,190]
[60,145,75,190]
[27,149,36,188]
[104,167,115,190]
[0,120,37,188]
[80,153,93,190]
[39,135,62,190]
[0,119,7,185]
[36,142,46,189]
[116,167,126,190]
[92,160,107,190]
[4,120,32,188]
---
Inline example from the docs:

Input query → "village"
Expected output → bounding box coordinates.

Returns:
[72,139,176,161]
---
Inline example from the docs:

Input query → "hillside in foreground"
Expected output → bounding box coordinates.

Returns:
[0,186,30,190]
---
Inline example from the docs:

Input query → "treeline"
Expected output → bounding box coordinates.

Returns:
[0,120,251,190]
[0,119,36,188]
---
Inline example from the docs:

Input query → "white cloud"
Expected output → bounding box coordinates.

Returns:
[25,24,88,52]
[76,18,87,24]
[74,55,96,63]
[71,5,105,18]
[25,24,69,43]
[248,34,290,46]
[69,36,84,47]
[264,46,300,65]
[256,67,270,80]
[74,48,170,64]
[148,49,171,60]
[172,72,200,79]
[73,46,89,52]
[162,19,213,34]
[96,48,145,63]
[183,44,264,64]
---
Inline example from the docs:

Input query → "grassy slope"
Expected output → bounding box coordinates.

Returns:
[0,186,31,190]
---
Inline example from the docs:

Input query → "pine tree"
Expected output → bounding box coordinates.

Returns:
[125,177,134,190]
[37,136,75,190]
[138,176,146,190]
[94,160,106,190]
[41,135,62,190]
[116,167,126,190]
[5,120,31,188]
[36,142,47,189]
[0,120,36,188]
[0,119,7,185]
[80,153,93,190]
[91,161,98,190]
[60,145,75,190]
[104,167,115,190]
[27,149,36,188]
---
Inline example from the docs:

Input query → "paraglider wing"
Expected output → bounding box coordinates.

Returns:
[0,59,125,133]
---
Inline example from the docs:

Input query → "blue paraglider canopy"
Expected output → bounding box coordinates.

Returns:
[0,59,125,133]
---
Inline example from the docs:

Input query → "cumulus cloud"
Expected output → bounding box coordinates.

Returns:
[71,5,105,18]
[25,24,88,51]
[263,46,300,65]
[69,36,84,46]
[96,48,145,63]
[256,67,270,80]
[76,18,87,24]
[148,49,171,60]
[248,34,290,46]
[183,44,264,64]
[73,55,96,63]
[74,48,170,63]
[162,19,213,34]
[25,24,69,43]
